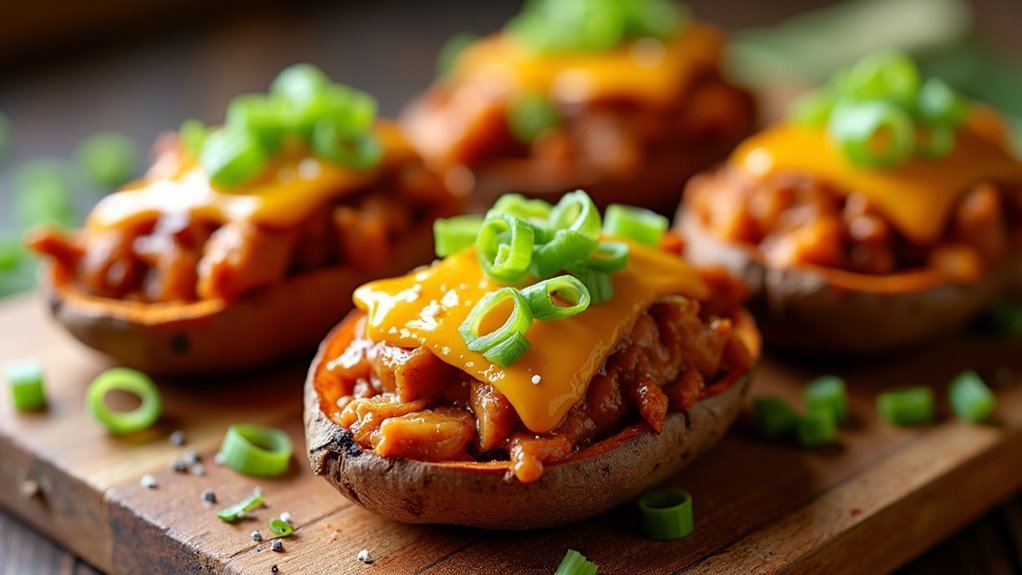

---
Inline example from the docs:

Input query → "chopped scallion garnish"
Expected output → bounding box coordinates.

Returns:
[6,360,46,412]
[602,204,668,246]
[803,375,847,424]
[218,424,293,477]
[86,368,162,435]
[877,386,935,426]
[948,371,995,423]
[433,215,484,257]
[476,212,535,283]
[554,549,599,575]
[638,488,694,541]
[459,287,534,367]
[521,275,591,321]
[75,133,138,188]
[268,517,294,537]
[506,91,560,143]
[217,490,265,522]
[797,408,837,446]
[752,396,797,438]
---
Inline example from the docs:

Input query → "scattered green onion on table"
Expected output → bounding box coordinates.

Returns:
[753,396,798,438]
[948,371,996,423]
[803,375,847,424]
[86,368,162,435]
[217,490,265,522]
[218,423,293,477]
[797,409,838,447]
[877,386,935,426]
[638,488,695,540]
[6,360,46,412]
[555,549,599,575]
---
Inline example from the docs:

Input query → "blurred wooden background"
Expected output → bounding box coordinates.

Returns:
[1,0,1021,573]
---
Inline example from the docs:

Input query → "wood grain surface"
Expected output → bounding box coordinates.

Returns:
[1,292,1020,574]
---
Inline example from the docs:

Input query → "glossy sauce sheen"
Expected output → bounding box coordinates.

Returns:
[352,242,708,433]
[731,123,1022,245]
[86,123,413,232]
[450,23,723,106]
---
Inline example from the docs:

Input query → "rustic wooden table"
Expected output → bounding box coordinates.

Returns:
[1,0,1021,573]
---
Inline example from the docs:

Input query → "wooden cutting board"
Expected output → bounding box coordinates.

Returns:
[1,292,1021,575]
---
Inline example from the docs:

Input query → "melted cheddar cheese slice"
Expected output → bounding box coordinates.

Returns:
[87,122,414,232]
[449,23,724,107]
[731,122,1022,245]
[353,242,708,434]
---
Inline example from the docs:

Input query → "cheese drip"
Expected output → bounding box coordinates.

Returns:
[352,242,708,433]
[86,122,414,232]
[731,122,1022,245]
[449,23,724,106]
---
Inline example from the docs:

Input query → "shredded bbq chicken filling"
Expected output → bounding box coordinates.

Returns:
[687,167,1022,281]
[325,273,751,483]
[28,150,452,303]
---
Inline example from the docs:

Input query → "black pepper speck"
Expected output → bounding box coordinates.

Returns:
[271,566,279,574]
[201,489,217,504]
[271,540,284,553]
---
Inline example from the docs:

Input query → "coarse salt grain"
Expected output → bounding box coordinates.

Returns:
[251,530,263,542]
[531,374,542,385]
[140,474,158,489]
[169,430,186,446]
[271,540,285,553]
[280,512,293,525]
[357,549,374,564]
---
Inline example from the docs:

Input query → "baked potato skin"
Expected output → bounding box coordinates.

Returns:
[305,311,759,529]
[679,211,1021,354]
[41,222,438,375]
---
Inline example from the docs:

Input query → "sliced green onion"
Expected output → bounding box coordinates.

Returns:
[268,517,294,537]
[86,368,162,435]
[291,85,377,139]
[476,213,535,283]
[75,133,139,189]
[828,101,914,167]
[603,204,668,246]
[219,424,293,477]
[434,215,483,257]
[6,360,46,412]
[752,396,797,438]
[270,63,331,107]
[200,128,267,188]
[531,229,598,279]
[436,33,478,77]
[638,488,694,541]
[459,287,534,357]
[916,77,967,127]
[550,190,602,240]
[803,375,847,424]
[521,275,591,321]
[482,331,532,367]
[948,371,996,423]
[578,241,629,273]
[841,51,921,107]
[916,124,956,159]
[179,119,210,156]
[797,409,837,447]
[491,193,553,222]
[629,0,687,40]
[506,91,560,143]
[789,90,836,127]
[984,299,1022,337]
[568,266,615,304]
[217,490,265,522]
[877,386,935,426]
[226,94,286,152]
[0,237,24,272]
[13,160,75,229]
[554,549,599,575]
[311,122,383,171]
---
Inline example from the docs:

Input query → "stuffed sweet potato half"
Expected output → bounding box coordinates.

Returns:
[28,65,461,374]
[677,52,1022,354]
[306,190,759,529]
[403,0,754,215]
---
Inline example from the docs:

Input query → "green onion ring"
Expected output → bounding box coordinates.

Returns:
[842,50,921,107]
[916,124,956,159]
[828,101,914,167]
[752,397,798,438]
[788,89,836,127]
[86,368,162,436]
[578,241,629,273]
[531,229,598,279]
[481,331,532,367]
[6,360,46,412]
[567,266,615,304]
[458,287,534,355]
[491,193,554,222]
[311,122,383,171]
[603,204,668,246]
[639,488,694,540]
[476,212,535,283]
[948,371,996,423]
[521,275,591,321]
[200,128,267,188]
[219,424,293,477]
[917,77,967,127]
[433,215,483,257]
[877,386,935,426]
[803,375,848,424]
[548,189,601,240]
[797,409,838,447]
[268,517,294,537]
